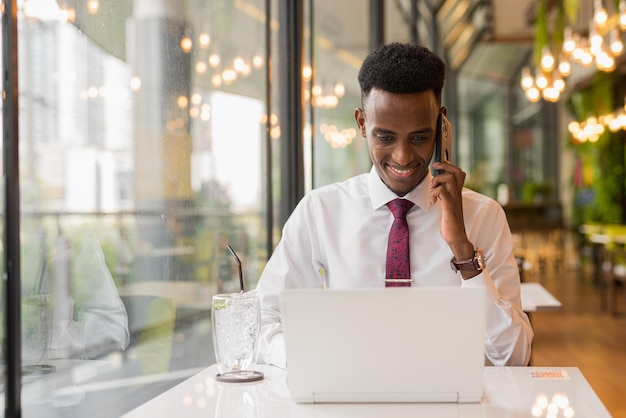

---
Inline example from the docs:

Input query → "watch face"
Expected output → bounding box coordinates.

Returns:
[477,248,485,267]
[474,248,485,270]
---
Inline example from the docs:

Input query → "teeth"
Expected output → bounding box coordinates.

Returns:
[390,167,413,175]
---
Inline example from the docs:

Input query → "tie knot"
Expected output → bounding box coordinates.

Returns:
[387,198,414,219]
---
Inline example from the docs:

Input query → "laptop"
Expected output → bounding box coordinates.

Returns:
[279,287,486,403]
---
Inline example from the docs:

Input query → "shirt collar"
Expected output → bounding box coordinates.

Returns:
[368,166,434,211]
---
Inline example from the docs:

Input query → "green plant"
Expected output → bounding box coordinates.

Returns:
[521,181,553,203]
[566,76,625,224]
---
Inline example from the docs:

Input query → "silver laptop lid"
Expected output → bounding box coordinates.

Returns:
[280,287,486,403]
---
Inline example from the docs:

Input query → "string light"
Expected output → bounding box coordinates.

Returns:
[252,55,264,69]
[309,83,346,109]
[320,124,357,148]
[610,28,624,55]
[180,36,192,54]
[594,0,608,26]
[195,61,207,74]
[540,46,555,72]
[198,33,210,49]
[208,54,221,68]
[558,55,572,76]
[87,0,99,15]
[521,0,626,103]
[568,98,626,143]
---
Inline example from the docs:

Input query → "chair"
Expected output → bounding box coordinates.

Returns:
[515,255,526,282]
[578,223,607,284]
[601,233,626,316]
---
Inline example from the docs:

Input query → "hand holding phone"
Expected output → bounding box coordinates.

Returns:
[431,112,452,176]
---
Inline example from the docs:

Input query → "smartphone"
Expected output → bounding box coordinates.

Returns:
[431,112,452,176]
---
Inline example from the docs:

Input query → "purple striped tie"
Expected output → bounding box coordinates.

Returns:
[385,199,414,287]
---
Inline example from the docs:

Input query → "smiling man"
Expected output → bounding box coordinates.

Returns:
[256,42,533,368]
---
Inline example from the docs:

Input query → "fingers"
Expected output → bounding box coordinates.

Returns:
[431,161,464,179]
[430,162,466,204]
[429,189,441,205]
[430,163,465,189]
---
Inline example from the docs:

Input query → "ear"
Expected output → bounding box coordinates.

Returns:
[440,106,447,116]
[354,107,367,138]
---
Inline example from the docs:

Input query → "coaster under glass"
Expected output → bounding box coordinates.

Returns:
[216,370,264,383]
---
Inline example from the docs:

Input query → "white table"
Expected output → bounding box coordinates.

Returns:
[122,364,611,418]
[520,282,562,312]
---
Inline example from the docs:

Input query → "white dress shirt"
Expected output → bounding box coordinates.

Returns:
[256,166,533,368]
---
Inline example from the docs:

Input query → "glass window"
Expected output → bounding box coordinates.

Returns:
[462,85,508,198]
[14,1,269,415]
[386,0,413,44]
[0,27,5,417]
[309,0,369,188]
[310,0,414,189]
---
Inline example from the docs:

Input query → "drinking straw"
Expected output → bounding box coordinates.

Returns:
[227,244,244,292]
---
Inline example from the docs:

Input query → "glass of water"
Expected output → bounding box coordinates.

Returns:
[212,290,263,382]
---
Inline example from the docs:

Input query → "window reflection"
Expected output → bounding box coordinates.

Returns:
[309,2,370,188]
[16,0,269,415]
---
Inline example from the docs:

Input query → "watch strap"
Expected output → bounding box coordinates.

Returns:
[450,249,484,272]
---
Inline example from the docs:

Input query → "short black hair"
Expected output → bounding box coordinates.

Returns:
[358,42,446,106]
